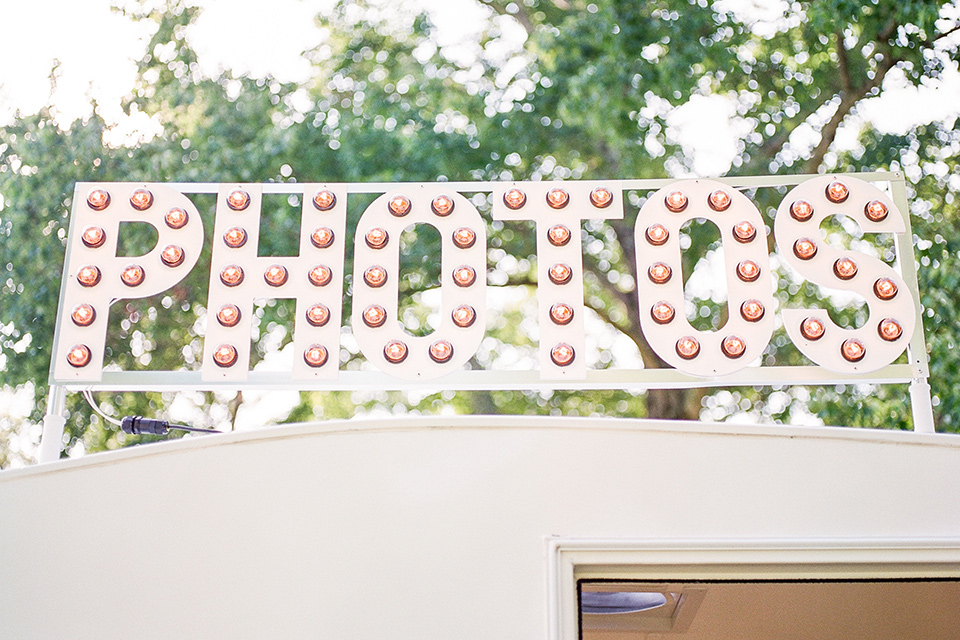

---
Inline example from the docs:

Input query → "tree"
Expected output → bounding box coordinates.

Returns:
[1,0,958,466]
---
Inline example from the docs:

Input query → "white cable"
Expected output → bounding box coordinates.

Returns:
[82,390,123,426]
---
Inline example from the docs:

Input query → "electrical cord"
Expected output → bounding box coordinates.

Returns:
[82,391,222,436]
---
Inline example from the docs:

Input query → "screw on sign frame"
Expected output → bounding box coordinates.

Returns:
[48,173,931,434]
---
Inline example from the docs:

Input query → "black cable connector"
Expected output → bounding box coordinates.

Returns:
[121,416,221,436]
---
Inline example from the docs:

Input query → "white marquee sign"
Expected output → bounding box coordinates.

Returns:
[49,173,929,407]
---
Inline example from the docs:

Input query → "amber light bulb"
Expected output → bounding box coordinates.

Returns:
[548,263,573,285]
[833,257,858,280]
[550,343,575,366]
[740,299,765,322]
[864,200,889,222]
[227,189,250,211]
[306,304,330,327]
[590,187,613,208]
[676,336,700,359]
[67,344,91,368]
[223,227,247,248]
[365,228,389,249]
[503,188,527,210]
[121,264,144,287]
[664,190,687,212]
[550,303,575,325]
[77,265,101,287]
[733,221,756,243]
[841,338,866,362]
[548,224,571,247]
[721,335,746,359]
[313,189,336,211]
[220,265,244,287]
[130,189,154,211]
[429,340,454,363]
[213,344,238,367]
[826,181,849,203]
[432,195,454,216]
[648,262,672,284]
[384,340,408,363]
[546,188,569,209]
[81,226,106,248]
[651,301,675,324]
[737,260,761,282]
[71,304,96,327]
[217,304,241,327]
[793,238,818,260]
[87,189,110,211]
[165,208,188,229]
[453,265,477,287]
[879,318,903,342]
[303,344,328,367]
[309,265,332,287]
[645,224,669,246]
[362,305,387,328]
[311,227,335,249]
[453,227,476,249]
[800,317,826,341]
[264,264,288,287]
[388,195,411,217]
[364,265,388,288]
[160,245,184,267]
[708,189,732,211]
[790,200,814,222]
[452,305,476,327]
[874,278,898,300]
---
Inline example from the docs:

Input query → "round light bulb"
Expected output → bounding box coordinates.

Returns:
[364,265,388,288]
[790,200,814,222]
[87,189,110,211]
[737,260,761,282]
[874,278,898,300]
[590,187,613,208]
[841,338,866,362]
[708,189,732,211]
[160,245,184,267]
[645,224,669,246]
[826,181,849,203]
[801,317,826,341]
[503,188,526,210]
[864,200,889,222]
[227,189,250,211]
[550,343,575,366]
[165,208,189,229]
[793,238,818,260]
[77,266,101,287]
[311,227,335,249]
[431,195,454,216]
[121,264,144,287]
[878,318,903,341]
[651,301,675,324]
[130,189,154,211]
[550,303,574,325]
[388,195,411,217]
[548,224,571,247]
[365,228,389,249]
[71,304,96,327]
[429,340,454,363]
[264,264,288,287]
[67,344,91,368]
[81,226,106,248]
[740,299,765,322]
[721,335,746,358]
[220,265,244,287]
[665,190,688,212]
[304,344,328,367]
[217,304,241,327]
[676,336,700,359]
[223,227,247,248]
[453,265,477,287]
[548,263,573,285]
[546,188,569,209]
[384,340,408,363]
[648,262,672,284]
[306,304,330,327]
[309,265,332,287]
[362,305,387,328]
[833,257,858,280]
[313,189,336,211]
[733,221,756,243]
[213,344,238,367]
[453,227,476,249]
[452,305,476,327]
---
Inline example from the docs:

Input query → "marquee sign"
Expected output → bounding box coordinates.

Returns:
[49,173,929,397]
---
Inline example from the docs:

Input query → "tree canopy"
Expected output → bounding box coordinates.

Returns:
[1,0,959,466]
